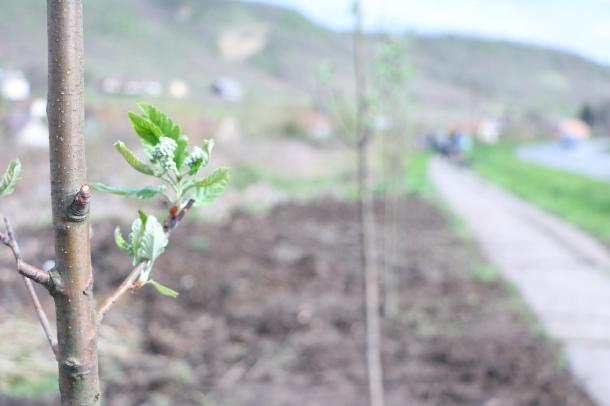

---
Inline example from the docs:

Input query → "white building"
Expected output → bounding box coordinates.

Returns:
[18,98,49,148]
[169,80,190,99]
[1,70,31,101]
[476,119,503,144]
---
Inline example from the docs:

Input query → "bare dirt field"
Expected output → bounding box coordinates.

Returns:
[0,197,593,405]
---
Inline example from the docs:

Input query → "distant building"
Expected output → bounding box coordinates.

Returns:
[18,117,48,148]
[98,78,163,97]
[143,81,163,97]
[1,70,30,101]
[556,118,590,147]
[289,112,333,141]
[303,113,333,141]
[124,79,163,97]
[476,119,503,144]
[17,98,48,148]
[99,77,122,95]
[30,98,47,119]
[210,77,244,102]
[169,80,189,99]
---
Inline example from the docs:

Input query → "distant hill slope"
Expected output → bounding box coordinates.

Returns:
[1,0,610,121]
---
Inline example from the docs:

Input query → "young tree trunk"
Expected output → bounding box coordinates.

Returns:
[385,130,407,319]
[353,2,385,406]
[47,1,101,404]
[382,134,401,320]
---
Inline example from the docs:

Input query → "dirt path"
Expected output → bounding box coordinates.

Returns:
[430,157,610,406]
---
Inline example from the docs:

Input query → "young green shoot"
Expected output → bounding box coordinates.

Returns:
[92,103,229,305]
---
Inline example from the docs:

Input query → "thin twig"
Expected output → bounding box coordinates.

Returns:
[1,217,58,357]
[1,220,50,286]
[22,277,58,357]
[164,198,195,232]
[96,261,146,317]
[97,199,196,319]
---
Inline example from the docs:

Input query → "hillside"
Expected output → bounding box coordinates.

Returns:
[1,0,610,122]
[412,35,610,118]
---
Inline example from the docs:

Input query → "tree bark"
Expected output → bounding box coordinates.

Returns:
[381,130,401,320]
[353,2,385,406]
[383,132,405,320]
[47,1,101,404]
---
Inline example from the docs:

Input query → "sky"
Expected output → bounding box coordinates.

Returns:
[248,0,610,65]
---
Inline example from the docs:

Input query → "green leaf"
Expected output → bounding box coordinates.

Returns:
[185,167,229,191]
[188,139,214,176]
[0,160,21,197]
[128,112,163,146]
[201,139,214,168]
[138,103,181,140]
[145,279,179,298]
[114,226,129,251]
[187,168,230,206]
[138,210,148,225]
[114,141,155,176]
[174,135,189,170]
[140,261,153,283]
[90,183,164,199]
[137,215,168,263]
[131,216,167,281]
[135,186,165,199]
[128,216,146,264]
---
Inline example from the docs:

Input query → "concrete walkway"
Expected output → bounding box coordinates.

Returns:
[429,158,610,406]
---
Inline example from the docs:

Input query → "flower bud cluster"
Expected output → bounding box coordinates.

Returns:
[185,146,204,169]
[151,137,177,174]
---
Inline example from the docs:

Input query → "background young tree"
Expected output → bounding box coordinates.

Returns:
[352,1,385,406]
[315,3,388,404]
[371,35,412,319]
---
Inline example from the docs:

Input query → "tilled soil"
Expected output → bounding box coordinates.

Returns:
[0,197,594,405]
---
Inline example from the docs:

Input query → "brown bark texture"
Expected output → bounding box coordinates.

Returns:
[47,0,101,404]
[353,2,385,406]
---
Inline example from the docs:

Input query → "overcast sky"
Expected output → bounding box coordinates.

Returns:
[249,0,610,65]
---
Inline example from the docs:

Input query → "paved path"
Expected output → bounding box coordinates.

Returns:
[429,158,610,406]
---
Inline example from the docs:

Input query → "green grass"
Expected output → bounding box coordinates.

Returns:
[471,143,610,242]
[0,320,58,400]
[231,162,349,198]
[231,150,434,204]
[471,263,499,284]
[402,151,470,236]
[405,152,435,198]
[1,375,57,400]
[370,150,435,199]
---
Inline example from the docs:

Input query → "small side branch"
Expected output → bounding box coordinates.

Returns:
[23,276,58,357]
[97,199,196,319]
[1,217,58,357]
[164,198,195,232]
[96,262,145,318]
[1,219,50,286]
[17,260,51,286]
